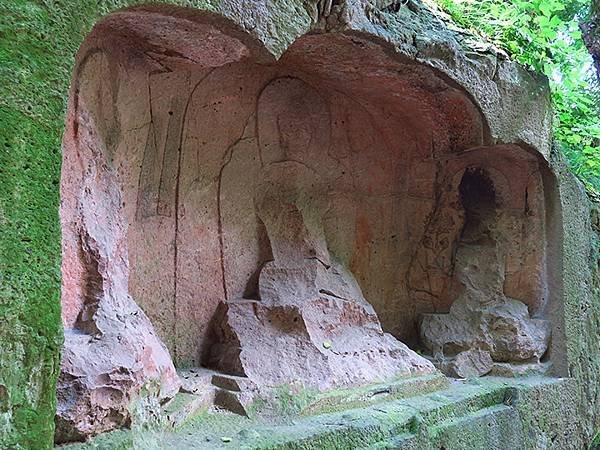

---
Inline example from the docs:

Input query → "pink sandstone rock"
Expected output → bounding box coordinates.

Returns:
[442,349,494,379]
[206,143,435,389]
[57,56,180,442]
[58,5,553,439]
[420,169,551,364]
[68,26,499,366]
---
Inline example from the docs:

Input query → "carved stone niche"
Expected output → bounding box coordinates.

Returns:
[57,5,552,442]
[416,148,552,377]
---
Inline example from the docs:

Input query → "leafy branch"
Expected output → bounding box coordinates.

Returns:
[436,0,599,194]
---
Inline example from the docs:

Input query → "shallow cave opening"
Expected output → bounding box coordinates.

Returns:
[458,167,498,245]
[417,156,557,380]
[60,6,487,366]
[56,5,566,442]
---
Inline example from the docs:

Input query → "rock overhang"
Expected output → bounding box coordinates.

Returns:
[56,0,563,442]
[76,1,553,161]
[76,5,490,154]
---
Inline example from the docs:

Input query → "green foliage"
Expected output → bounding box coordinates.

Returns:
[0,0,118,446]
[436,0,600,194]
[592,428,600,448]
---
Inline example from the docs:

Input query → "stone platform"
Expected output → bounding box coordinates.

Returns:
[57,376,577,450]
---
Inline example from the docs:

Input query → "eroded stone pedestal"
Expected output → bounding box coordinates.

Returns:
[211,261,434,391]
[209,161,433,390]
[420,169,551,374]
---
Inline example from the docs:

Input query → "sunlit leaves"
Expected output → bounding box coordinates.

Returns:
[436,0,599,194]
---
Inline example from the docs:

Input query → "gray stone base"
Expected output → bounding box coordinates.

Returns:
[58,375,590,450]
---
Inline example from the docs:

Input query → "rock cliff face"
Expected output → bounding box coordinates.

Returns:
[54,1,566,441]
[56,53,181,442]
[0,0,594,447]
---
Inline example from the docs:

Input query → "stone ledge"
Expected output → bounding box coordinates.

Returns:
[57,376,571,449]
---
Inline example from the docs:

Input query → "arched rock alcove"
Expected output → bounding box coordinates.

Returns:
[418,148,552,376]
[58,4,557,442]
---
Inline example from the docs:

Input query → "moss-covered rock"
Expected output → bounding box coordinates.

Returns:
[1,1,598,448]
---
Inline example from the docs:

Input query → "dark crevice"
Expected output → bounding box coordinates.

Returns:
[242,216,273,300]
[74,232,103,335]
[459,167,497,245]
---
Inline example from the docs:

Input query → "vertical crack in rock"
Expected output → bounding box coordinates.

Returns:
[137,71,188,219]
[157,94,186,217]
[217,144,237,302]
[136,81,160,219]
[216,117,255,303]
[406,157,461,315]
[171,68,216,363]
[73,233,103,335]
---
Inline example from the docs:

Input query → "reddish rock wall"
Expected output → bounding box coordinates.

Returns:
[61,8,549,367]
[57,6,557,440]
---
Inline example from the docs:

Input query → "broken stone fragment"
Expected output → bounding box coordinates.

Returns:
[421,297,551,363]
[440,349,493,378]
[56,317,180,443]
[178,368,217,402]
[210,260,435,391]
[214,388,257,417]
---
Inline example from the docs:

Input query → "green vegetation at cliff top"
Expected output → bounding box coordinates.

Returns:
[436,0,600,196]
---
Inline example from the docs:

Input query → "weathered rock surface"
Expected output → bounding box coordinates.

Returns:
[56,326,180,442]
[56,1,560,442]
[420,169,551,364]
[209,162,434,389]
[421,245,551,363]
[63,13,541,368]
[437,349,493,379]
[407,147,549,322]
[210,274,434,390]
[57,89,180,442]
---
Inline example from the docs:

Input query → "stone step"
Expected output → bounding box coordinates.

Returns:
[71,377,567,449]
[363,405,518,449]
[362,433,419,450]
[211,373,257,392]
[237,378,514,449]
[208,372,449,419]
[162,368,222,428]
[162,392,211,428]
[210,373,258,417]
[426,404,522,449]
[178,367,216,394]
[301,372,449,415]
